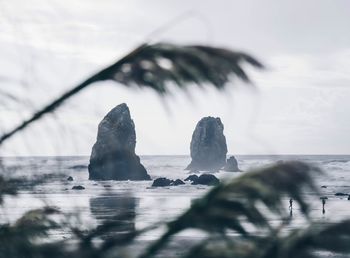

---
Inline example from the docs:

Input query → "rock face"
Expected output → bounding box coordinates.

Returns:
[191,174,220,186]
[171,179,185,186]
[223,156,241,172]
[186,117,228,171]
[88,103,151,181]
[152,178,173,187]
[72,185,85,190]
[184,175,199,182]
[151,178,185,187]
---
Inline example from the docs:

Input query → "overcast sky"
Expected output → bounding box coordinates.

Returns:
[0,0,350,156]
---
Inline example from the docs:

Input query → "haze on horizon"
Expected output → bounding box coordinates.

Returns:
[0,0,350,156]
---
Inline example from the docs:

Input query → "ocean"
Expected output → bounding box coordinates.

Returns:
[0,155,350,243]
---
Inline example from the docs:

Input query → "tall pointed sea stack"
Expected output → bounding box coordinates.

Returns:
[88,103,151,180]
[186,117,228,171]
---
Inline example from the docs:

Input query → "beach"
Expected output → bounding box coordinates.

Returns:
[1,155,349,240]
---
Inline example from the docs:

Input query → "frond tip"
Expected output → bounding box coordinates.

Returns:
[103,42,264,93]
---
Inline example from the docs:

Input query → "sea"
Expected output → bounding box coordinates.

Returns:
[0,155,349,255]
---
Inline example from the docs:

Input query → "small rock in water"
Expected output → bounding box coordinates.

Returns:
[171,179,185,186]
[321,185,327,188]
[67,176,74,181]
[348,196,350,200]
[335,192,348,196]
[184,175,199,182]
[152,178,173,187]
[72,185,85,190]
[191,174,220,186]
[223,156,241,172]
[103,185,112,188]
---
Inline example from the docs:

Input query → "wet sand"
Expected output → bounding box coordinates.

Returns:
[1,155,350,257]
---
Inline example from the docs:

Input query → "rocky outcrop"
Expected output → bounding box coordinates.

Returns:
[185,174,219,185]
[172,179,185,186]
[223,156,241,172]
[152,178,185,187]
[186,117,227,171]
[152,178,173,187]
[72,185,85,190]
[335,192,348,196]
[184,175,199,182]
[191,174,220,186]
[88,103,151,181]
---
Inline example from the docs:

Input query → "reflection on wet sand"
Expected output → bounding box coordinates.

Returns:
[89,193,137,237]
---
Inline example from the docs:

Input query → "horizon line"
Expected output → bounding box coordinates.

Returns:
[1,153,350,158]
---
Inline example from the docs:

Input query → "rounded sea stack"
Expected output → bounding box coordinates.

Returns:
[186,117,228,172]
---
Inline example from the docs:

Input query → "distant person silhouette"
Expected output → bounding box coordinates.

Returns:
[289,198,293,217]
[289,198,293,210]
[322,199,326,214]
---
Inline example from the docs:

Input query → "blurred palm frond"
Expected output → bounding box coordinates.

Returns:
[0,206,64,258]
[140,161,350,258]
[0,42,264,146]
[109,43,264,92]
[140,161,322,258]
[14,206,61,234]
[180,219,350,258]
[1,161,350,258]
[276,219,350,257]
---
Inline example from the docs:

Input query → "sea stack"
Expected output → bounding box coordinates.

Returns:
[186,117,227,171]
[88,103,151,180]
[223,156,241,172]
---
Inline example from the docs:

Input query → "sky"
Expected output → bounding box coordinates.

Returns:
[0,0,350,156]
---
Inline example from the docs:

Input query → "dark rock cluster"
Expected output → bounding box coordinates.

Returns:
[186,174,220,186]
[152,174,219,187]
[152,178,185,187]
[152,178,173,187]
[72,185,85,190]
[335,192,348,196]
[172,179,186,186]
[184,175,199,182]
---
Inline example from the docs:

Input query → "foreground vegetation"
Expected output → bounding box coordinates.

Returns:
[1,161,350,258]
